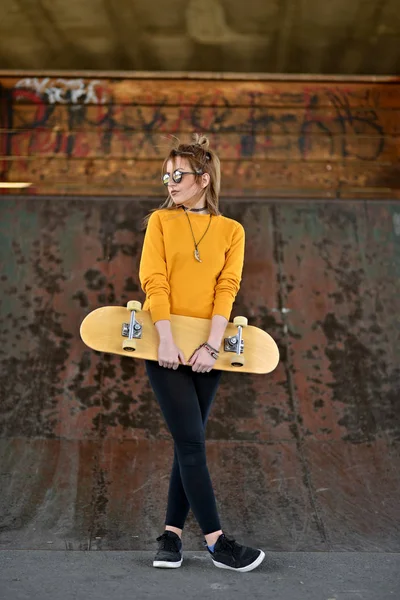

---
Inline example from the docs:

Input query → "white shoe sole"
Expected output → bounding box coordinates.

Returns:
[153,559,183,568]
[211,550,265,572]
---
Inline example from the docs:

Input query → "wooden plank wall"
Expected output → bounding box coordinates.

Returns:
[1,72,399,198]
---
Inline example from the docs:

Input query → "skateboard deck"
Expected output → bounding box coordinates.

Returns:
[80,302,279,375]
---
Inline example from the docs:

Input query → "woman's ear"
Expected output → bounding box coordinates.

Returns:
[201,172,210,189]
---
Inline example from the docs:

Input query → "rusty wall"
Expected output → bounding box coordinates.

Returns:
[1,73,399,198]
[0,196,399,551]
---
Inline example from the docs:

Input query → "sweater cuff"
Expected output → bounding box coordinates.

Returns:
[212,297,233,321]
[150,303,171,324]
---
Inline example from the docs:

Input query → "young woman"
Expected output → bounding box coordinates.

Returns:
[139,134,265,572]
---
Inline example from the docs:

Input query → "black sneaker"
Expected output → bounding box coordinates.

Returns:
[206,533,265,572]
[153,531,183,568]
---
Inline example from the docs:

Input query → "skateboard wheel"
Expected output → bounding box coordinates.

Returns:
[122,338,136,352]
[231,355,245,367]
[127,301,142,311]
[233,316,248,327]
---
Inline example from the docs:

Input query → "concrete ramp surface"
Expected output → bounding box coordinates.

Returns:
[0,198,399,552]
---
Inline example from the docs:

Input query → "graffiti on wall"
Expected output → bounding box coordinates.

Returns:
[5,86,387,162]
[0,78,396,191]
[14,78,107,105]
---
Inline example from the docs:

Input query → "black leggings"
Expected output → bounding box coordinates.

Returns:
[145,360,222,535]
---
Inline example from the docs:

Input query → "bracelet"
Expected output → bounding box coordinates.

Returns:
[204,342,219,354]
[203,342,219,360]
[188,342,220,362]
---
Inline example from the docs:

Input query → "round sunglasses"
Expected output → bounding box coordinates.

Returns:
[162,169,202,186]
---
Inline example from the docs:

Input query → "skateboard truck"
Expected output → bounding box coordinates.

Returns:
[224,316,248,367]
[122,301,143,352]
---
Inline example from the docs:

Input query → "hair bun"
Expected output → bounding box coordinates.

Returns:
[192,133,210,150]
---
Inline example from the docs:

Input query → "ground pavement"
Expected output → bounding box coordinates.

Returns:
[0,550,399,600]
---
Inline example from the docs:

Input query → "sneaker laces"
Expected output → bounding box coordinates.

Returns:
[218,535,242,559]
[156,533,180,552]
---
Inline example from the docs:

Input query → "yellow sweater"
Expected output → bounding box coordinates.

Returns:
[139,208,245,323]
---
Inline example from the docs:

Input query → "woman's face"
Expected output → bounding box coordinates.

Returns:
[164,157,205,207]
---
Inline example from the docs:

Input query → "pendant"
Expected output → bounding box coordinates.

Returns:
[194,248,202,262]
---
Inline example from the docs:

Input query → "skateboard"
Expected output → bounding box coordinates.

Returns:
[80,301,279,374]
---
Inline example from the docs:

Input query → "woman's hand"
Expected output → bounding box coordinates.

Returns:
[188,345,217,373]
[158,338,186,370]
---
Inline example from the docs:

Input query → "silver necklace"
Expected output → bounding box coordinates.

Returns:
[183,210,212,262]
